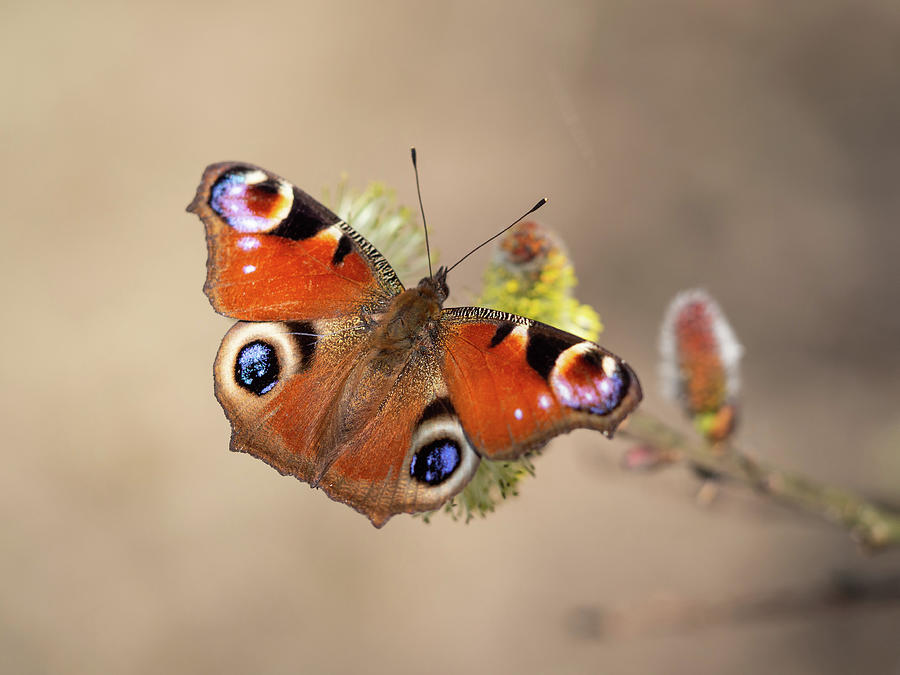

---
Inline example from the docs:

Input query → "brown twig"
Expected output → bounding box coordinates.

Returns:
[619,410,900,551]
[566,571,900,640]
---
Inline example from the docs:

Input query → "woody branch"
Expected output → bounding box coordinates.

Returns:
[620,410,900,551]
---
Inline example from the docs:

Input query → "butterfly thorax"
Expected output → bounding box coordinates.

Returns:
[371,271,449,357]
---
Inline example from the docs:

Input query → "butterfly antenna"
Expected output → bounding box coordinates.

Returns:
[410,147,434,279]
[444,197,548,274]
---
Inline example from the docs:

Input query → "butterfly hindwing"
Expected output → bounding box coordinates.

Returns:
[317,372,481,527]
[188,162,404,321]
[214,316,481,527]
[213,318,362,484]
[440,307,642,459]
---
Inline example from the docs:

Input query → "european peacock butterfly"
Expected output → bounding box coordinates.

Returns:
[187,159,642,526]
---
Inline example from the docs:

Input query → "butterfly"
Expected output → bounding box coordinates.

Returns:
[187,160,642,527]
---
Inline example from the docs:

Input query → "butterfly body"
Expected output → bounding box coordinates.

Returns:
[189,162,641,526]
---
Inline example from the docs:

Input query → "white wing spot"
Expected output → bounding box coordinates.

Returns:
[237,236,261,251]
[601,355,618,377]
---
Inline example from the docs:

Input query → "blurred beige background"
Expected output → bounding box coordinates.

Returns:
[2,0,900,673]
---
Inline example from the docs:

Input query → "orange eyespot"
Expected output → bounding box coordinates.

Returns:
[210,168,294,233]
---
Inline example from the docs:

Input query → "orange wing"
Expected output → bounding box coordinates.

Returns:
[187,162,404,321]
[215,318,481,527]
[440,307,642,459]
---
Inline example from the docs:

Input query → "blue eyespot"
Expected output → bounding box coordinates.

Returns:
[410,439,461,485]
[210,169,291,233]
[235,341,279,395]
[592,368,626,415]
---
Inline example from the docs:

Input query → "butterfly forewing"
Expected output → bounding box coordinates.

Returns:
[188,162,404,321]
[439,307,641,458]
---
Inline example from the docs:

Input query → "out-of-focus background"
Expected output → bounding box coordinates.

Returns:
[2,1,899,672]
